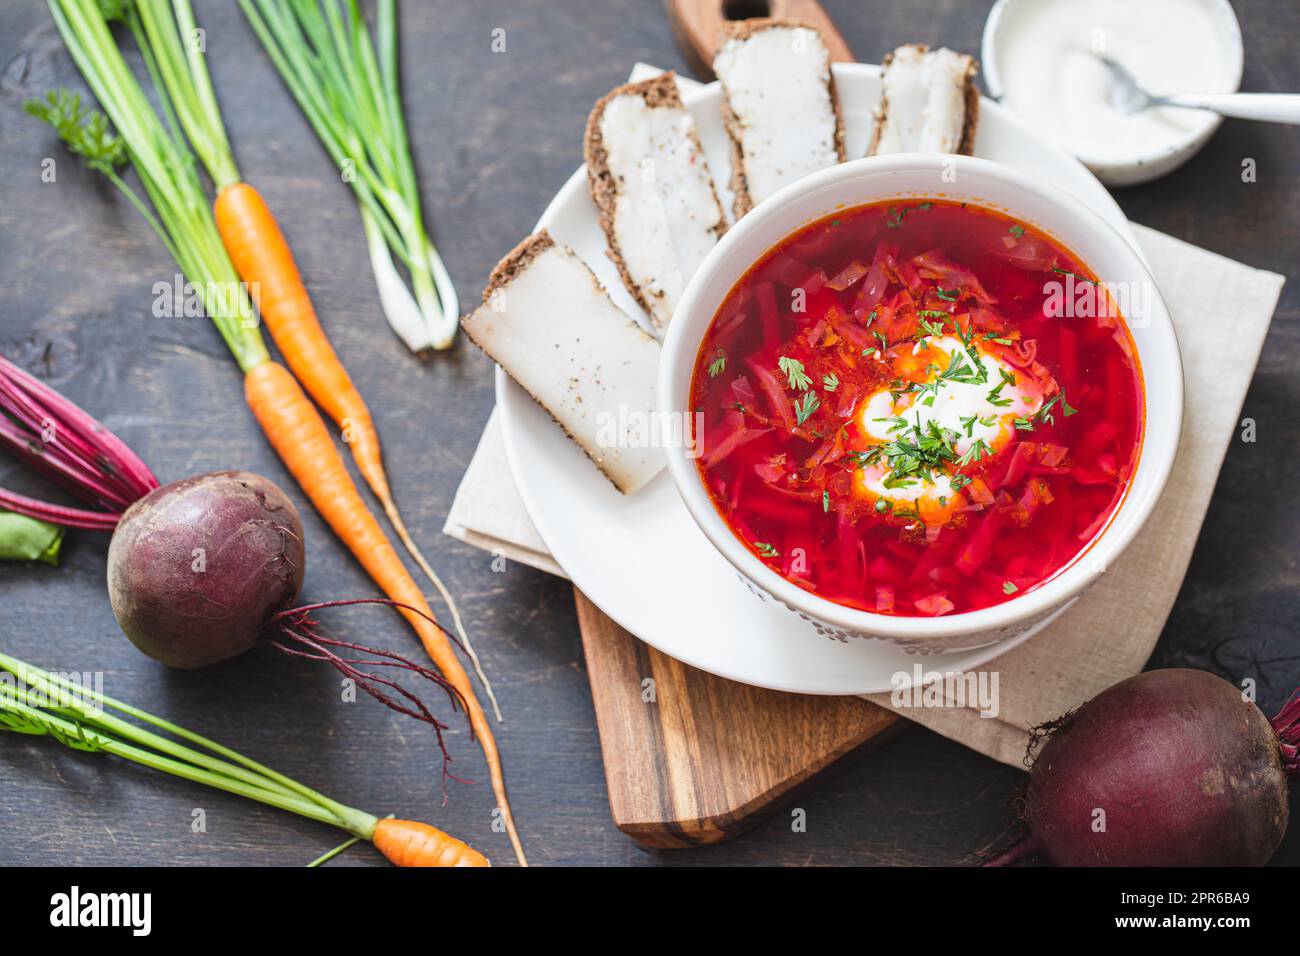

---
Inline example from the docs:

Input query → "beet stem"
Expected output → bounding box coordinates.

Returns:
[0,355,160,527]
[0,487,122,529]
[980,835,1041,867]
[1270,693,1300,775]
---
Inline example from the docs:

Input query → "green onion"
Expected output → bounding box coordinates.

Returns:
[238,0,459,351]
[231,0,454,351]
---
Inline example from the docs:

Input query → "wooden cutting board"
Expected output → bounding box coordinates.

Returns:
[576,592,904,848]
[574,2,901,849]
[664,0,854,80]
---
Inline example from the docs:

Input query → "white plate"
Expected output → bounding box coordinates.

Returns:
[496,63,1139,695]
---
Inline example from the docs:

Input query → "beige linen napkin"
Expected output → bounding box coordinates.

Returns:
[444,68,1285,768]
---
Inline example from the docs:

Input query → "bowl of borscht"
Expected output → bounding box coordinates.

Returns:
[660,155,1182,651]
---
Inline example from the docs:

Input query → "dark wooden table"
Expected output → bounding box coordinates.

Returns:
[1,0,1296,867]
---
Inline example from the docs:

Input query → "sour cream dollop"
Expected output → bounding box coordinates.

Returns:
[852,336,1043,522]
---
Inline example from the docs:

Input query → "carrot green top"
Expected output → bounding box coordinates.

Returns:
[0,647,379,840]
[30,0,268,374]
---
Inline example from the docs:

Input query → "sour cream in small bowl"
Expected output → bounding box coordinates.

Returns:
[982,0,1244,186]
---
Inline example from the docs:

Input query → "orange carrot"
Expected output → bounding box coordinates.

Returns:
[215,184,379,486]
[372,818,489,868]
[214,182,500,719]
[242,361,526,866]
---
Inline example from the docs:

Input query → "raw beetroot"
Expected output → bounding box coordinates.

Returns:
[104,470,465,778]
[108,471,304,668]
[2,361,468,788]
[987,669,1297,866]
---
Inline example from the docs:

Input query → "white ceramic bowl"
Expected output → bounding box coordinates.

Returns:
[981,0,1244,187]
[660,154,1183,652]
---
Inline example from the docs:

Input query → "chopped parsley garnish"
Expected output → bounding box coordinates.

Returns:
[794,391,821,426]
[917,309,949,319]
[865,309,878,326]
[912,347,985,409]
[849,448,882,469]
[985,378,1013,407]
[1035,389,1078,426]
[707,350,726,378]
[822,490,830,512]
[866,415,963,492]
[1003,581,1018,595]
[935,288,959,302]
[935,317,991,386]
[1009,225,1025,238]
[874,499,891,514]
[884,202,932,229]
[822,372,839,392]
[778,356,812,391]
[1051,266,1097,285]
[754,542,780,558]
[956,438,991,468]
[872,330,889,352]
[915,316,946,340]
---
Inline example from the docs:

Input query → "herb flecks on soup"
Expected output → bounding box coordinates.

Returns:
[690,200,1143,617]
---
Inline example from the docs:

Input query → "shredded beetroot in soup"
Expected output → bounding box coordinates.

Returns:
[690,200,1144,616]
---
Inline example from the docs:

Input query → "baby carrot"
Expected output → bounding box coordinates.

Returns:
[371,818,489,868]
[243,361,527,866]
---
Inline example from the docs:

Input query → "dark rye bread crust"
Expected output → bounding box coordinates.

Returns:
[582,71,726,330]
[716,18,847,220]
[866,44,981,157]
[461,230,656,494]
[480,230,553,303]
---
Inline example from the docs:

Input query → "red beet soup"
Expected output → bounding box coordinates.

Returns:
[689,200,1144,617]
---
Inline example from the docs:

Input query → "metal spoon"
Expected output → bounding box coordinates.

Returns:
[1097,56,1300,124]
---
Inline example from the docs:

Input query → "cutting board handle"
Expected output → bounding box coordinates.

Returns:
[664,0,855,80]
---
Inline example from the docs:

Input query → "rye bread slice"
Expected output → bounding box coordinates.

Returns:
[583,71,726,334]
[714,18,846,219]
[462,231,664,495]
[866,44,980,157]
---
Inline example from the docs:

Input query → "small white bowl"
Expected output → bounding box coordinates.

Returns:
[660,155,1183,652]
[982,0,1244,187]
